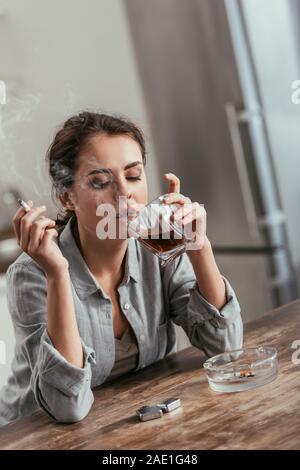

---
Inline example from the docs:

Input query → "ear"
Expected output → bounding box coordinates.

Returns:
[59,190,75,211]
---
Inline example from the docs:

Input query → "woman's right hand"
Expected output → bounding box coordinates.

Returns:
[12,200,69,279]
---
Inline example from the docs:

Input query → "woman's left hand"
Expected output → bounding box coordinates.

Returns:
[162,173,207,251]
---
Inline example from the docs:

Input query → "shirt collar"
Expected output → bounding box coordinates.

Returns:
[58,215,140,300]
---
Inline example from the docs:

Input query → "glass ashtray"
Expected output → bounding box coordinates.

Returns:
[203,346,278,393]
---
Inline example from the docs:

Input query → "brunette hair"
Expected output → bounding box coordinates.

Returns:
[46,111,147,226]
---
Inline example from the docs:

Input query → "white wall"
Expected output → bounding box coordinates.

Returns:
[0,0,162,216]
[241,0,300,289]
[0,0,167,387]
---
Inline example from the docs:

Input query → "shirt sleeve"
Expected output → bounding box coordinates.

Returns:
[161,253,243,358]
[6,262,96,423]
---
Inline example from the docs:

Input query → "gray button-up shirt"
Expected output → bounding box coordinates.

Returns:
[0,215,243,426]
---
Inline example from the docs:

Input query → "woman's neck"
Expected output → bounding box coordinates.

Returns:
[72,217,129,283]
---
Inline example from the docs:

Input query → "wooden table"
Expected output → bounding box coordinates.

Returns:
[1,300,300,450]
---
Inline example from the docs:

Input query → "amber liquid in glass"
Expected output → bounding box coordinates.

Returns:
[138,229,184,253]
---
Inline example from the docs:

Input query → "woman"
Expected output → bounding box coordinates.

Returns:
[0,112,243,426]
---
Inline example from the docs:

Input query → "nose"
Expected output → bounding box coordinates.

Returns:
[113,177,132,202]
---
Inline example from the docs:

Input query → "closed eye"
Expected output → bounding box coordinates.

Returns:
[89,175,141,189]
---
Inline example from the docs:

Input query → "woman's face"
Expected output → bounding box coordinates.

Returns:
[68,133,148,238]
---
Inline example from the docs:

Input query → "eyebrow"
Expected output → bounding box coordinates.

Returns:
[87,161,142,176]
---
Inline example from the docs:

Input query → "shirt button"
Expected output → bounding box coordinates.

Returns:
[123,303,130,310]
[139,334,145,342]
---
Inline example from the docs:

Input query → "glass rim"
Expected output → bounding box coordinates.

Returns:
[203,346,278,372]
[127,193,187,239]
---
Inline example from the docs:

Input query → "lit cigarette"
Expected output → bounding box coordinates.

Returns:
[18,199,31,212]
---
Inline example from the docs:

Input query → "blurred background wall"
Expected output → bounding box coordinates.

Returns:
[0,0,163,388]
[124,0,300,319]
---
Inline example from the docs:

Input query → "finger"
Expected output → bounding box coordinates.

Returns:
[27,218,56,254]
[163,192,191,205]
[20,206,47,250]
[39,228,59,250]
[12,200,34,243]
[38,216,58,244]
[164,173,180,194]
[12,199,33,221]
[173,202,193,221]
[181,204,206,238]
[19,206,47,250]
[180,203,205,222]
[181,211,195,225]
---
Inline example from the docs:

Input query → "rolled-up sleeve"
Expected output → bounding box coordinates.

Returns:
[6,262,96,423]
[162,253,243,358]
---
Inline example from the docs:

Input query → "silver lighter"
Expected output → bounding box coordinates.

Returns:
[136,405,163,422]
[136,398,182,422]
[157,397,182,413]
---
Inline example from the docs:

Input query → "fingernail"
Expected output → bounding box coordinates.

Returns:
[41,205,46,210]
